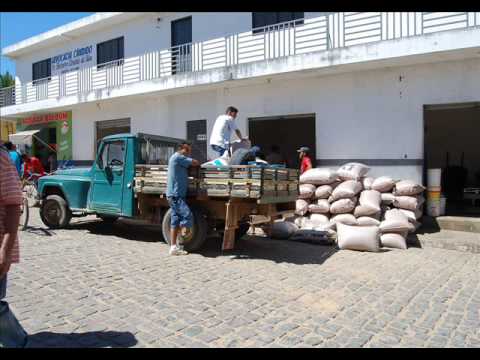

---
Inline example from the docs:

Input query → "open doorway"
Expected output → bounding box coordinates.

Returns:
[248,114,316,169]
[424,102,480,216]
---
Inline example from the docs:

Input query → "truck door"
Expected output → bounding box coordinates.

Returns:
[89,139,127,214]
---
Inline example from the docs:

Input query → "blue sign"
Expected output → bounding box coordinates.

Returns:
[51,45,94,75]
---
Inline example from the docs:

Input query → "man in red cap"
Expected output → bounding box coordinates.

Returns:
[297,146,313,175]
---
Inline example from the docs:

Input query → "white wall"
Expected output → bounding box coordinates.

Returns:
[70,57,480,184]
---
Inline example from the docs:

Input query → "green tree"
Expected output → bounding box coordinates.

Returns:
[0,71,15,88]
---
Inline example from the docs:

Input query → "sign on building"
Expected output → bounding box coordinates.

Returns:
[51,45,94,75]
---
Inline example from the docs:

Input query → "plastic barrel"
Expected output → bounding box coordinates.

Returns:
[439,197,447,216]
[427,168,442,188]
[426,198,441,217]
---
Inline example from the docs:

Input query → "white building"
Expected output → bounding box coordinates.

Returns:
[1,12,480,188]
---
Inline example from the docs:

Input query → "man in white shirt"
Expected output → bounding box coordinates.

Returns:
[209,106,244,157]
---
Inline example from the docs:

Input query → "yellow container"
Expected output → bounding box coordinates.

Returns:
[427,190,441,200]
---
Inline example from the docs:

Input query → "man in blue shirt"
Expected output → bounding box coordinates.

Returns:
[4,142,22,177]
[166,141,199,255]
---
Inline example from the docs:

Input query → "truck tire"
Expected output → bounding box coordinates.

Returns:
[229,148,256,166]
[162,207,208,252]
[40,195,72,229]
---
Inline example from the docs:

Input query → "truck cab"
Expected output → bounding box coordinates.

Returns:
[38,133,182,228]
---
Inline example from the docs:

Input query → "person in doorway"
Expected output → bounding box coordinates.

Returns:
[0,145,28,348]
[166,141,200,256]
[47,152,57,173]
[21,154,46,180]
[4,142,22,177]
[297,146,313,175]
[266,145,285,165]
[209,106,245,158]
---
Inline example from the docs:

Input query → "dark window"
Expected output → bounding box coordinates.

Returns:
[32,59,51,84]
[171,17,192,74]
[252,12,304,33]
[97,37,124,68]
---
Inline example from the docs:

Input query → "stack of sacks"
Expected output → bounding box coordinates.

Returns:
[379,209,413,250]
[288,162,427,251]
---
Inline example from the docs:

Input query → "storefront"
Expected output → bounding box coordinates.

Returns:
[0,119,16,143]
[12,111,73,170]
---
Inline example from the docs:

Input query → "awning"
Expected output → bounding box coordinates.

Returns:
[9,130,40,146]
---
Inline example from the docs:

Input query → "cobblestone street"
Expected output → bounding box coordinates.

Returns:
[5,211,480,348]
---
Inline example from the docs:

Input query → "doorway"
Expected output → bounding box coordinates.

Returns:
[171,16,192,74]
[187,119,207,164]
[424,102,480,216]
[248,114,316,169]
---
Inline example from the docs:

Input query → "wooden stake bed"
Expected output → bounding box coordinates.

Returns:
[134,164,298,251]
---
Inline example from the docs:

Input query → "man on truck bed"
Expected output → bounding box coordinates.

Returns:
[166,141,200,256]
[209,106,245,158]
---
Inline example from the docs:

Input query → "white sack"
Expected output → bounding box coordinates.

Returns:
[357,217,381,226]
[393,180,426,196]
[362,177,375,190]
[295,199,310,216]
[354,205,379,217]
[330,214,358,226]
[294,216,312,229]
[315,185,333,199]
[372,176,395,193]
[300,168,338,185]
[308,199,330,214]
[299,184,316,199]
[271,221,299,240]
[380,209,411,233]
[393,195,425,211]
[380,232,408,250]
[399,208,423,221]
[337,223,380,252]
[359,190,381,212]
[330,198,357,214]
[309,213,330,226]
[381,193,396,205]
[331,180,363,201]
[337,163,370,181]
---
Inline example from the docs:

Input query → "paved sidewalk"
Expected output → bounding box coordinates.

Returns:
[5,211,480,347]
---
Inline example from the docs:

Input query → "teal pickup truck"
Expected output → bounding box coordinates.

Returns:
[37,133,299,252]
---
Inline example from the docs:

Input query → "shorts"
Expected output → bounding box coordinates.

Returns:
[167,197,193,228]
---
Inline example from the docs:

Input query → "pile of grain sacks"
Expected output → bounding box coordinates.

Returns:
[283,163,426,251]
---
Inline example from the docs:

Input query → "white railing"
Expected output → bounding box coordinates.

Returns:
[2,12,479,108]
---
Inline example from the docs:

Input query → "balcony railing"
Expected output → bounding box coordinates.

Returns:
[1,12,479,108]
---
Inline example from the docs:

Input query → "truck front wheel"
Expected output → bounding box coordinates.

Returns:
[40,195,72,229]
[162,207,208,252]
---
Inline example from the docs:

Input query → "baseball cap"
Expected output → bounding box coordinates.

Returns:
[297,146,310,153]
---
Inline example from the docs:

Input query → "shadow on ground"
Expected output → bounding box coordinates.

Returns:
[25,331,137,348]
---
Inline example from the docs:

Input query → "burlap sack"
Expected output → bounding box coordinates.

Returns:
[330,213,358,226]
[299,184,316,199]
[295,199,310,216]
[300,168,338,185]
[357,216,381,226]
[380,232,408,249]
[362,177,375,190]
[381,193,396,205]
[359,190,381,212]
[331,180,363,201]
[308,199,330,214]
[330,197,357,214]
[337,163,370,181]
[393,195,425,211]
[372,176,395,193]
[315,185,333,199]
[393,180,426,196]
[309,213,330,226]
[337,223,380,252]
[271,221,299,240]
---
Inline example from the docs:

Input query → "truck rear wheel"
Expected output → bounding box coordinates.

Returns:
[162,207,208,252]
[40,195,72,229]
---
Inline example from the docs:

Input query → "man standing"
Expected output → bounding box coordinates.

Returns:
[297,146,313,175]
[21,154,45,179]
[166,141,200,256]
[209,106,245,158]
[4,142,22,176]
[0,145,28,347]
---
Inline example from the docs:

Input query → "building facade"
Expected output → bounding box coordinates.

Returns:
[1,12,480,183]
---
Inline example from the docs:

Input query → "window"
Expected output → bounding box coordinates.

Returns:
[32,59,51,84]
[97,37,124,68]
[99,140,125,169]
[252,12,304,32]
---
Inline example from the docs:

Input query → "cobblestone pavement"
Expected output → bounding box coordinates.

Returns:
[5,211,480,348]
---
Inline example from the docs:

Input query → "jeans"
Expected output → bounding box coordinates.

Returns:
[211,144,227,157]
[0,275,28,348]
[167,197,193,229]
